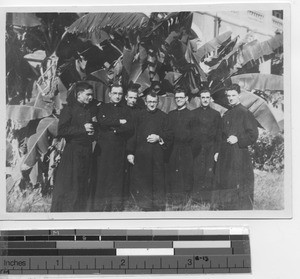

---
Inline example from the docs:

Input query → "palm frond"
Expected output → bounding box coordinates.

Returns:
[240,89,280,134]
[231,74,283,91]
[67,13,149,35]
[22,117,59,169]
[7,105,52,129]
[193,31,232,63]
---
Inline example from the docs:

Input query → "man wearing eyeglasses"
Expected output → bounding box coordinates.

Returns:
[127,92,173,211]
[191,89,222,204]
[165,88,194,206]
[90,83,133,211]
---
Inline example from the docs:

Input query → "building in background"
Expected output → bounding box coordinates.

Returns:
[192,10,283,74]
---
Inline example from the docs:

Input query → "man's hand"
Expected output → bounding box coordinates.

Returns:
[84,123,94,135]
[127,154,135,165]
[227,135,238,144]
[120,119,127,124]
[214,153,219,162]
[147,134,160,143]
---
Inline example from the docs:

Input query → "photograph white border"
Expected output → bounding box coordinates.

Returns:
[0,2,292,220]
[0,1,299,279]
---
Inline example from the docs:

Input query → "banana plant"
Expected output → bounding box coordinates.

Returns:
[6,12,284,198]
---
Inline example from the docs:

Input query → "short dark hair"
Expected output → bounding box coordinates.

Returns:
[75,81,93,94]
[109,81,123,92]
[199,89,211,96]
[226,83,241,94]
[146,91,158,100]
[174,88,187,96]
[127,88,139,95]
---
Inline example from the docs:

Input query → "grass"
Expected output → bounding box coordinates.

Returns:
[6,178,51,212]
[253,169,284,210]
[6,170,284,212]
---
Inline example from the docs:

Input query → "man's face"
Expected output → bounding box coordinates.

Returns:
[77,89,93,104]
[226,90,240,106]
[200,92,211,107]
[109,86,123,104]
[175,92,188,108]
[125,91,138,107]
[145,95,158,111]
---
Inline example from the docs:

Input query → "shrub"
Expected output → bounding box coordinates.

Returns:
[249,130,284,172]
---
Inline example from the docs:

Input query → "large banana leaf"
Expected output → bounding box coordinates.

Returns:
[193,31,232,63]
[165,71,182,82]
[157,95,177,113]
[134,67,160,93]
[7,13,42,27]
[29,81,56,112]
[67,13,149,35]
[239,33,283,66]
[7,105,52,129]
[231,74,283,91]
[148,12,193,36]
[123,45,137,75]
[264,33,283,52]
[209,33,283,78]
[22,117,59,170]
[6,77,58,129]
[185,41,207,82]
[240,89,280,134]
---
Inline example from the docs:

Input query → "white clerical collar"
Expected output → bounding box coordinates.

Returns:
[178,106,186,111]
[230,102,241,107]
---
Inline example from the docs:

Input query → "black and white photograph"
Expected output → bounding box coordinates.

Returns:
[3,5,291,217]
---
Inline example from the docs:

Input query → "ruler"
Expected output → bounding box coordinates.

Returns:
[0,228,251,275]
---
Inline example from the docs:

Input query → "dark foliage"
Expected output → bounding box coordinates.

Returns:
[249,131,284,172]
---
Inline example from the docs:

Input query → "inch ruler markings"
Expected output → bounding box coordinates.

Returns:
[0,228,251,274]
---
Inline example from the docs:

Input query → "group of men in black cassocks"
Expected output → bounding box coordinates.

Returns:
[51,81,258,212]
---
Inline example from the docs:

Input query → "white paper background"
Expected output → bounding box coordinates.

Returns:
[0,0,299,278]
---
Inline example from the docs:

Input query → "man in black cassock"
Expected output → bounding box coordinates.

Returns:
[123,86,145,203]
[90,84,133,211]
[191,89,222,204]
[166,88,194,206]
[124,83,146,111]
[127,92,173,211]
[51,82,96,212]
[214,84,258,210]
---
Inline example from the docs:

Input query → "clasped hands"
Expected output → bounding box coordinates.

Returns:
[84,123,94,135]
[227,135,238,144]
[127,134,161,165]
[147,134,160,143]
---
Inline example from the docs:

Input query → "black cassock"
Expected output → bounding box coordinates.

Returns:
[124,105,143,202]
[191,106,222,202]
[214,103,258,210]
[127,109,173,211]
[51,100,96,212]
[166,108,194,203]
[90,103,133,211]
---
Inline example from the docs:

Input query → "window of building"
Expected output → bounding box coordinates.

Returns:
[272,10,283,19]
